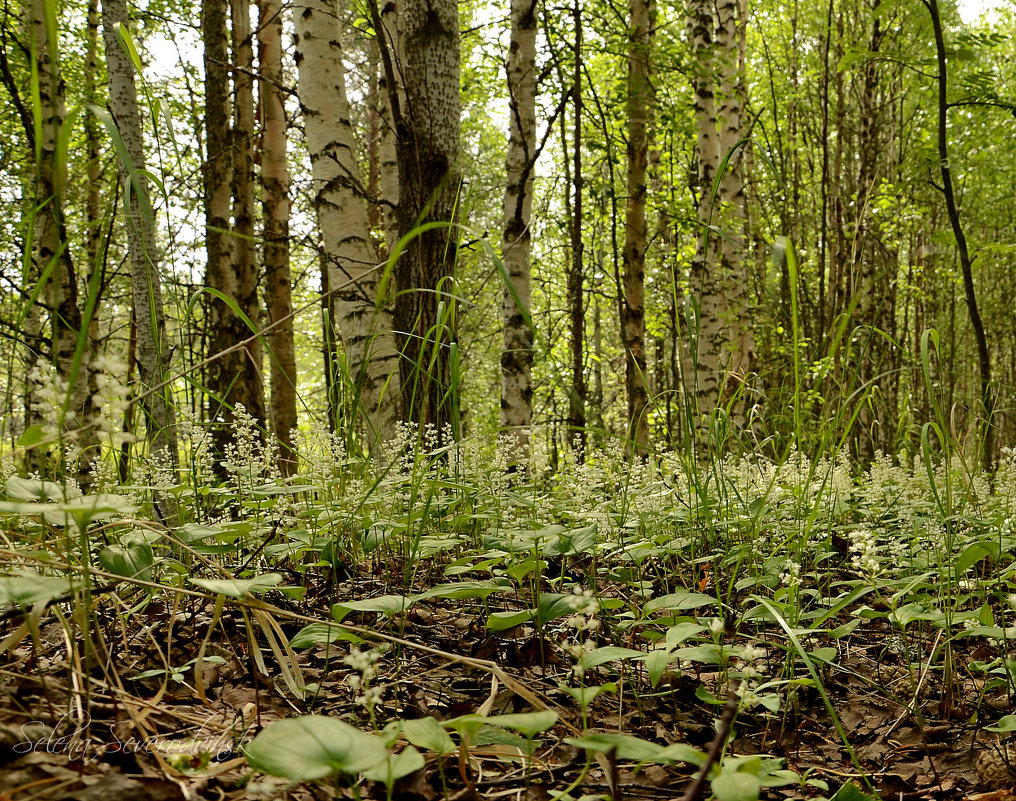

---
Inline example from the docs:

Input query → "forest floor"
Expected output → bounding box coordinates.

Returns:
[1,567,1015,801]
[3,446,1016,800]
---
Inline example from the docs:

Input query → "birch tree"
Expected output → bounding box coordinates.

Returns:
[202,0,236,471]
[372,0,461,436]
[230,0,266,430]
[258,0,297,476]
[501,0,538,463]
[27,0,96,483]
[686,0,754,434]
[622,0,653,457]
[101,0,179,518]
[294,0,401,451]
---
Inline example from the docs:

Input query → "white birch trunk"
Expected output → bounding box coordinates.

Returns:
[258,0,298,476]
[30,0,91,480]
[294,0,401,452]
[501,0,537,465]
[686,0,755,436]
[101,0,179,519]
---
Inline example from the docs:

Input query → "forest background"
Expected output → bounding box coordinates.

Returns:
[5,0,1016,796]
[3,0,1015,481]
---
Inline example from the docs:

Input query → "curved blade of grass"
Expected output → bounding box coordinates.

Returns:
[754,596,874,792]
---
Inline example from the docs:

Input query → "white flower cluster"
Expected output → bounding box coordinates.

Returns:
[564,586,601,678]
[849,528,882,577]
[735,643,768,708]
[780,558,801,588]
[92,355,134,450]
[343,646,387,714]
[28,362,69,446]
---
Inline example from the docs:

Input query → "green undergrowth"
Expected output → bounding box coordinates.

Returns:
[4,417,1016,799]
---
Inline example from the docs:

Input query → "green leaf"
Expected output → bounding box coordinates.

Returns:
[16,424,44,449]
[399,717,456,754]
[243,716,388,779]
[644,592,716,613]
[6,476,63,501]
[54,494,136,527]
[331,594,416,621]
[446,710,558,739]
[486,609,534,631]
[808,647,838,663]
[984,715,1016,733]
[0,573,69,607]
[544,523,598,556]
[673,643,726,664]
[956,540,999,577]
[116,22,144,74]
[362,746,425,785]
[289,623,362,649]
[889,603,944,629]
[566,733,664,762]
[190,574,282,598]
[537,593,580,624]
[830,780,881,801]
[656,743,707,766]
[416,580,506,601]
[665,622,707,648]
[640,649,677,686]
[560,683,615,709]
[712,769,761,801]
[99,541,154,581]
[577,646,644,671]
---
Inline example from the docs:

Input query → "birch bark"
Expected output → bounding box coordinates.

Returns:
[622,0,653,457]
[102,0,179,518]
[258,0,297,475]
[686,0,755,436]
[295,0,401,451]
[501,0,537,464]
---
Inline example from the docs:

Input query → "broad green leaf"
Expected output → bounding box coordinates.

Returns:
[889,603,944,629]
[656,743,707,766]
[289,623,363,649]
[99,541,154,581]
[537,593,581,624]
[673,643,726,664]
[984,714,1016,733]
[362,746,425,785]
[956,540,1000,577]
[416,580,506,601]
[190,574,282,598]
[644,592,716,613]
[486,609,534,631]
[544,523,598,557]
[6,476,62,501]
[560,683,615,709]
[566,733,663,762]
[243,716,387,779]
[830,781,880,801]
[640,649,677,686]
[17,425,44,449]
[53,494,136,526]
[577,646,644,671]
[712,769,761,801]
[445,710,557,739]
[0,573,69,606]
[808,647,838,663]
[507,557,546,582]
[175,522,248,545]
[399,717,456,754]
[665,622,706,648]
[331,595,416,622]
